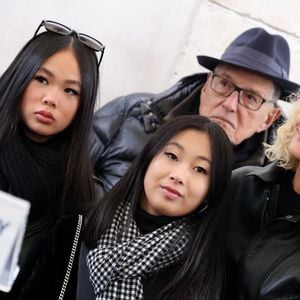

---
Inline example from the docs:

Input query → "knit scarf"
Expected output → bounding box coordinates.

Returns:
[0,131,67,223]
[87,200,190,300]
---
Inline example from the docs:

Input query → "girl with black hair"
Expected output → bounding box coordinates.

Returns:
[0,20,104,299]
[82,115,233,300]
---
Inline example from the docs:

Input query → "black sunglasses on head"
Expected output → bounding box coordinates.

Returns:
[34,20,105,67]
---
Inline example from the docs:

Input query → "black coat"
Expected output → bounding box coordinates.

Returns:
[19,215,83,300]
[91,73,277,197]
[223,162,300,299]
[0,133,67,299]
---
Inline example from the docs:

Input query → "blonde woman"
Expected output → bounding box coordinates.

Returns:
[223,92,300,299]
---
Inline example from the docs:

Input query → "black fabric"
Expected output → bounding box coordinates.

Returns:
[134,205,180,234]
[232,131,265,168]
[142,263,181,300]
[277,170,300,217]
[223,163,300,299]
[0,131,68,299]
[76,243,95,300]
[0,131,67,221]
[19,215,83,300]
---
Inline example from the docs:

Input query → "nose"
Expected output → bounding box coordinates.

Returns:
[169,168,186,185]
[222,90,239,112]
[42,90,59,108]
[42,98,57,108]
[169,175,183,185]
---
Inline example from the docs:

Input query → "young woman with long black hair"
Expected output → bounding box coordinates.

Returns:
[81,115,233,300]
[0,20,104,299]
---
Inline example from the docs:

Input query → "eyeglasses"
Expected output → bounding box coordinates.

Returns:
[210,74,276,111]
[34,20,105,67]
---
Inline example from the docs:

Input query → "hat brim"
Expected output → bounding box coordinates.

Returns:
[197,55,300,99]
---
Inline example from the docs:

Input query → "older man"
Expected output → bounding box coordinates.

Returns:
[91,27,300,195]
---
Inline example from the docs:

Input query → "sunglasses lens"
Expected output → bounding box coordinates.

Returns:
[36,20,105,67]
[44,22,71,35]
[79,34,104,52]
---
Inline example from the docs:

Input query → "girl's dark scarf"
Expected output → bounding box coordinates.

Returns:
[0,131,68,224]
[87,199,190,300]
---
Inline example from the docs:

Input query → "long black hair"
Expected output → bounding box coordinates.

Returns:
[0,30,99,213]
[85,115,233,299]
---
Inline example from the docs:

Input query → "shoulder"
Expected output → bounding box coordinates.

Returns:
[92,92,155,144]
[96,92,155,116]
[228,166,264,193]
[231,162,280,184]
[95,73,207,116]
[223,163,281,219]
[224,163,280,211]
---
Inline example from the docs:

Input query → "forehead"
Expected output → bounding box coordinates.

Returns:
[166,128,211,158]
[40,49,81,81]
[215,63,276,96]
[42,49,79,68]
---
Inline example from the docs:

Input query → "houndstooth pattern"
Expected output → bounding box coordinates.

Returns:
[87,199,190,300]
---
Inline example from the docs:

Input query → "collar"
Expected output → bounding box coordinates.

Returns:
[141,73,207,133]
[165,85,201,119]
[246,161,282,183]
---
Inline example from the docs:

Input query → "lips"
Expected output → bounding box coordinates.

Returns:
[161,185,182,197]
[35,110,55,120]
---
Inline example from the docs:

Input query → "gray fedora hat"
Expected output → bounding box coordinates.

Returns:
[197,27,300,99]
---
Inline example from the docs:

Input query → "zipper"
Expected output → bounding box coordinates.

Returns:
[58,214,83,300]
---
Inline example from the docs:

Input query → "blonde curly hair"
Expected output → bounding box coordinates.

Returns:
[265,91,300,170]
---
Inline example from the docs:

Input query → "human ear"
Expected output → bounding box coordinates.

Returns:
[256,107,281,133]
[199,73,212,114]
[201,73,212,93]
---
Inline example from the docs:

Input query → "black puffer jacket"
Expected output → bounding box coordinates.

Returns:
[91,73,277,196]
[223,162,300,299]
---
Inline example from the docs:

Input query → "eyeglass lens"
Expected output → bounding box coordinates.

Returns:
[44,22,71,35]
[239,91,262,109]
[78,34,104,52]
[212,75,263,110]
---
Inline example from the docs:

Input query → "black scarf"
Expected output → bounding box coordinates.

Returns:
[0,131,68,224]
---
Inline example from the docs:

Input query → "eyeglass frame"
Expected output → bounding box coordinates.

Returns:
[33,20,105,68]
[210,73,277,111]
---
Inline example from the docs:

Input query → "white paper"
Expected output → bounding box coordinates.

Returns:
[0,191,30,292]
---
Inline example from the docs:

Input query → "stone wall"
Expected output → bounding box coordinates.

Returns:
[0,1,299,107]
[170,0,300,88]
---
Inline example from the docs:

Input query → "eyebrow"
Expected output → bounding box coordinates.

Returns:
[38,67,81,87]
[167,141,212,164]
[216,72,264,97]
